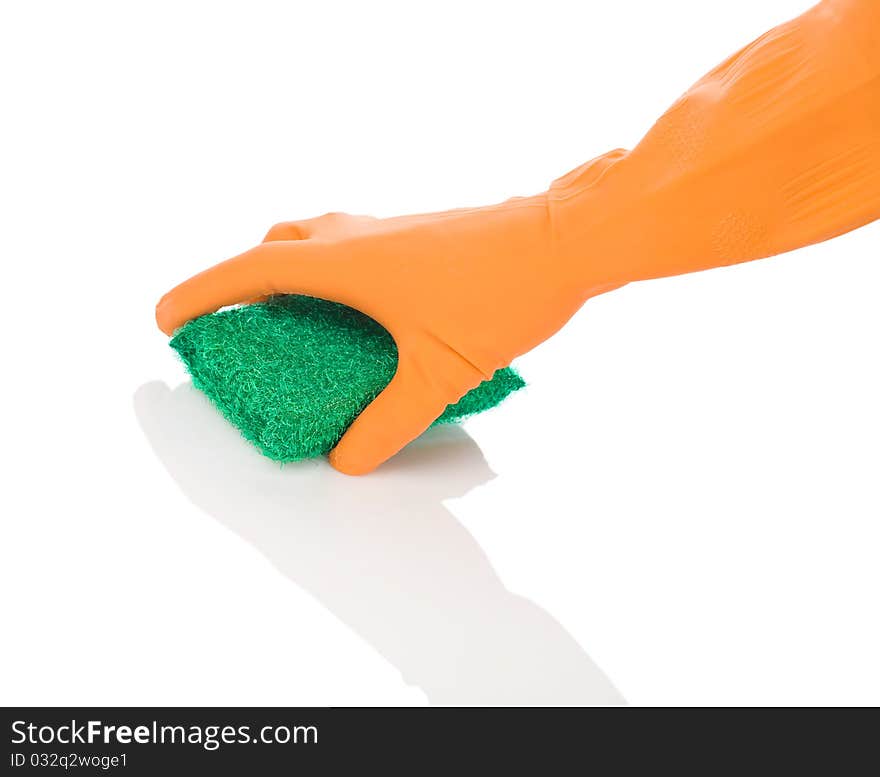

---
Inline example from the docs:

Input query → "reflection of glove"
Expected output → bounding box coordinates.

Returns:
[157,0,880,475]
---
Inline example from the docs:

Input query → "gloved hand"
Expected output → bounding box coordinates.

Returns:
[157,0,880,475]
[156,154,626,475]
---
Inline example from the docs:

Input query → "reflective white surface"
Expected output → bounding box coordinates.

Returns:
[133,381,623,705]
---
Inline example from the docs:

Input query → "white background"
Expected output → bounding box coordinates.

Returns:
[2,0,878,706]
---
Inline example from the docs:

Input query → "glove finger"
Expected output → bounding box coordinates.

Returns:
[262,220,310,242]
[155,240,337,335]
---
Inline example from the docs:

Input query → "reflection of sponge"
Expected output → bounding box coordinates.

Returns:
[170,295,524,462]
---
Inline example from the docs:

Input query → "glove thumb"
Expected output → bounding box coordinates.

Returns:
[329,336,487,475]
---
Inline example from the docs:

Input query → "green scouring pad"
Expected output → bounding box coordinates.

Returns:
[170,295,525,462]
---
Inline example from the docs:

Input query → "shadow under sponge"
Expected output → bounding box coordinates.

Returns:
[170,295,525,462]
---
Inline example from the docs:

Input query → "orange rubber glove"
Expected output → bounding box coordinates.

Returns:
[157,0,880,475]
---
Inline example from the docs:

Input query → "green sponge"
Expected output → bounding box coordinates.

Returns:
[170,295,524,462]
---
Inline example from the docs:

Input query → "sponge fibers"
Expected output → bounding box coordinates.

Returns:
[170,295,524,462]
